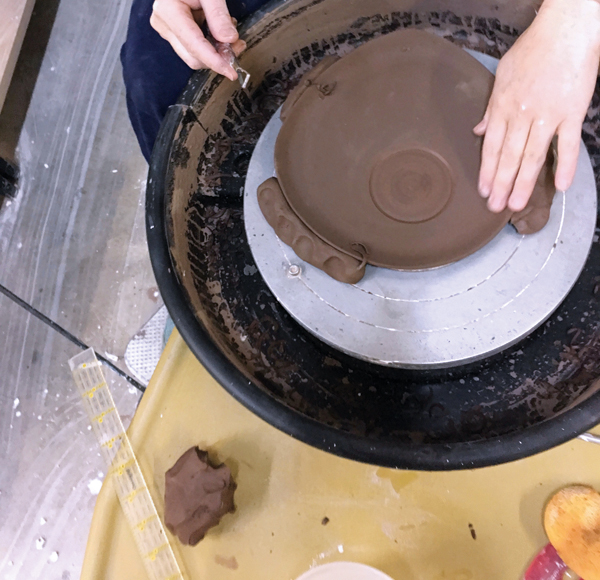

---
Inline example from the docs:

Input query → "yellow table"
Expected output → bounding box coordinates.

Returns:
[82,331,600,579]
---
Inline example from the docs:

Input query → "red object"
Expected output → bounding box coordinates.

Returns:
[524,544,570,580]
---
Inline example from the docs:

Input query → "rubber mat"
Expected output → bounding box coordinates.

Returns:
[124,305,171,386]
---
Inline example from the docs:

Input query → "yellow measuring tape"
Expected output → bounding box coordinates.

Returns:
[69,349,184,580]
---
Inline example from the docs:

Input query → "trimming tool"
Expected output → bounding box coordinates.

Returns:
[69,348,184,580]
[201,22,251,89]
[216,41,251,89]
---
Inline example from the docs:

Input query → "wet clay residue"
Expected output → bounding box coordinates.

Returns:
[280,55,340,122]
[164,447,236,546]
[258,177,366,283]
[510,148,556,235]
[258,28,556,281]
[215,555,239,570]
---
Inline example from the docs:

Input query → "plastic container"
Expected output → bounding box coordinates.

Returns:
[295,562,394,580]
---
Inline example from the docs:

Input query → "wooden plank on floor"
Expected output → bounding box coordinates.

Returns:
[0,0,36,112]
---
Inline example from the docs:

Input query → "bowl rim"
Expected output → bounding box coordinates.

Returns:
[294,561,395,580]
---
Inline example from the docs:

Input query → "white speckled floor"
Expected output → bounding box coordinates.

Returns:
[0,0,160,577]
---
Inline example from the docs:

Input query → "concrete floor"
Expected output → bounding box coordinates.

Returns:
[0,0,161,577]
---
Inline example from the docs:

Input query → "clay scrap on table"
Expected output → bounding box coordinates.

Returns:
[257,28,556,284]
[164,446,236,546]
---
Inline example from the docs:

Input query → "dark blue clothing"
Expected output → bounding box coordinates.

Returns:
[121,0,270,161]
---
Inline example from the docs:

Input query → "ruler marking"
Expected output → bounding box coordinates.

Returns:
[127,486,148,504]
[101,433,124,449]
[135,513,158,531]
[92,407,116,424]
[146,543,170,561]
[112,457,135,477]
[81,381,106,399]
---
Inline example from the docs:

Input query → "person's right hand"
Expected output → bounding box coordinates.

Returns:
[150,0,247,81]
[474,0,600,214]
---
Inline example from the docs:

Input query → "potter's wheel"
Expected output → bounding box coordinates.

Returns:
[244,51,598,369]
[150,4,600,469]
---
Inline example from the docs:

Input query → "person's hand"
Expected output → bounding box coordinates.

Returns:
[150,0,247,81]
[474,0,600,213]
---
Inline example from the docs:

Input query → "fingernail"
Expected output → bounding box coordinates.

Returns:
[509,200,526,212]
[220,26,237,39]
[487,198,502,213]
[479,183,490,198]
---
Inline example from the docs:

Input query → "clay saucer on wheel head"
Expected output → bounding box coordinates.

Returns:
[274,29,509,270]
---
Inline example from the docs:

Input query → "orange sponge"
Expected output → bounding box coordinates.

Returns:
[544,485,600,580]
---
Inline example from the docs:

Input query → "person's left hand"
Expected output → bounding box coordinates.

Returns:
[150,0,246,80]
